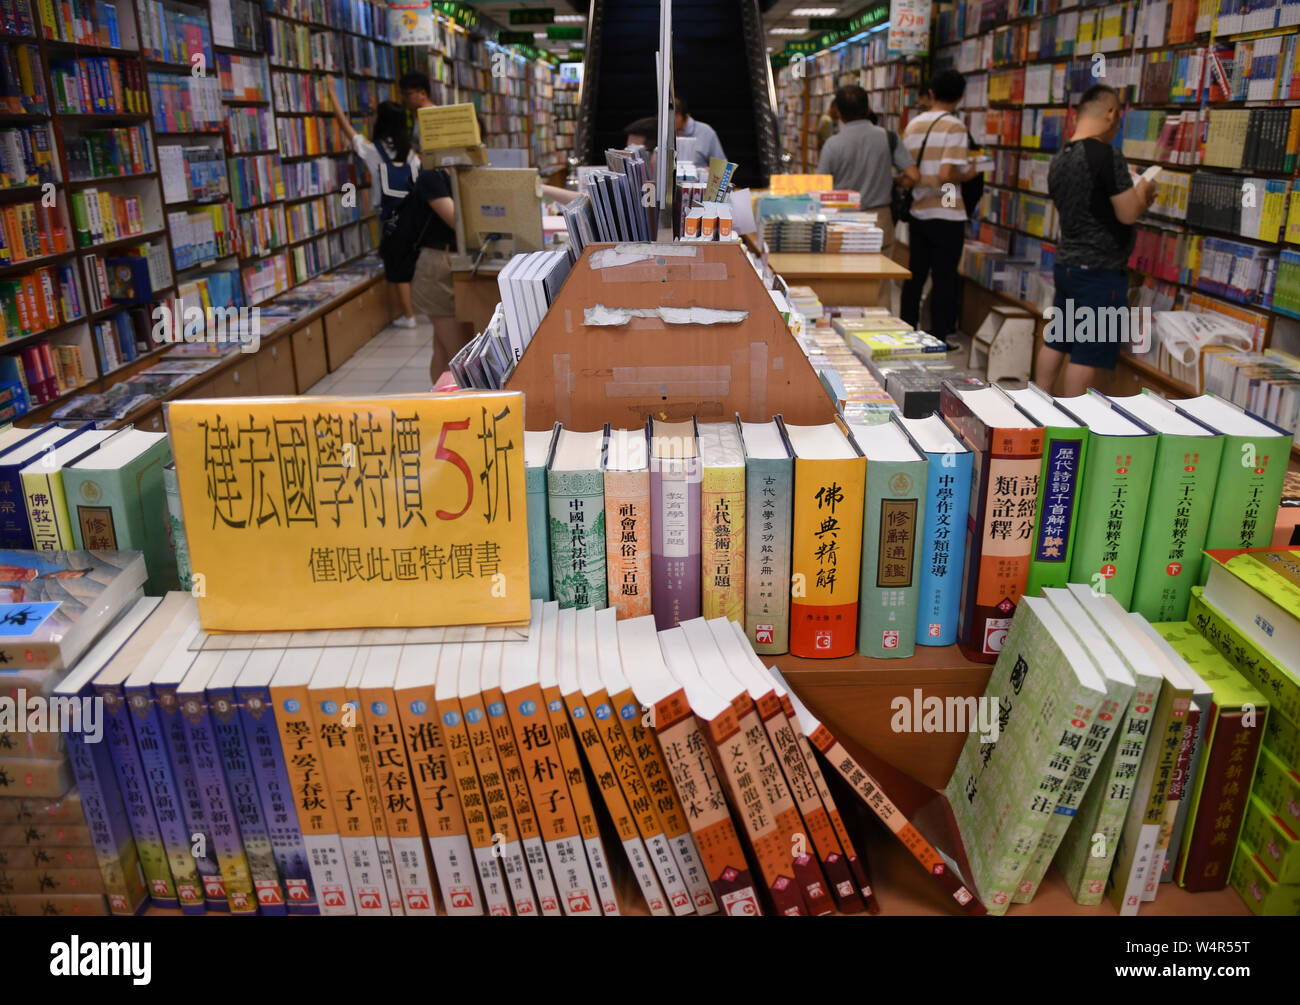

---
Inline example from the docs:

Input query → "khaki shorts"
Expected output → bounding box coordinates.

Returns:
[410,247,455,318]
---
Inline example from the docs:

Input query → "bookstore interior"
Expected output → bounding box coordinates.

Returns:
[2,0,1300,936]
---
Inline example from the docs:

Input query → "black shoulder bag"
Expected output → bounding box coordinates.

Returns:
[891,116,943,224]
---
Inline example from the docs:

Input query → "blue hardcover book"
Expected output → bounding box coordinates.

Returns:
[0,424,92,548]
[54,596,158,916]
[122,600,208,914]
[207,650,289,915]
[177,651,260,914]
[898,414,972,647]
[525,426,556,600]
[235,650,319,915]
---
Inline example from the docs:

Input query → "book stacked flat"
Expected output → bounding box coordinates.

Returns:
[761,213,829,252]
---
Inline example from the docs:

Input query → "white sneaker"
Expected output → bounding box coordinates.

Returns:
[393,315,419,329]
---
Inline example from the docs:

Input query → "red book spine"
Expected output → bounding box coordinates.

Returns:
[1178,710,1261,891]
[37,340,58,397]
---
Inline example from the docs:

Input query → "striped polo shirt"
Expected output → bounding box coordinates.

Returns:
[902,110,970,221]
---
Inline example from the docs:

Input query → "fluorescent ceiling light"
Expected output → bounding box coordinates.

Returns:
[790,6,840,15]
[769,27,808,35]
[554,13,585,22]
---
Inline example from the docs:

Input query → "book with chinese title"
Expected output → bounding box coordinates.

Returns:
[167,393,530,632]
[524,428,555,602]
[548,425,608,612]
[739,419,794,655]
[603,426,651,620]
[698,421,745,624]
[649,418,702,630]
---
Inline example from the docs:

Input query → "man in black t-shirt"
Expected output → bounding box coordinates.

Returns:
[1037,84,1156,396]
[408,168,465,383]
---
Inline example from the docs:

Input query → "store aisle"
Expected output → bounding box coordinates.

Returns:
[306,320,436,396]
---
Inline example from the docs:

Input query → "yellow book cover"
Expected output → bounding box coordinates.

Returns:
[97,192,117,242]
[393,640,483,916]
[1075,9,1097,53]
[457,626,539,915]
[167,393,530,632]
[699,422,745,623]
[507,601,613,915]
[478,627,564,915]
[1260,186,1285,244]
[594,608,718,914]
[433,628,513,916]
[1287,182,1300,244]
[307,647,390,915]
[603,428,652,620]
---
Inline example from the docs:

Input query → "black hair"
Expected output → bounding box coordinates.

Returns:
[675,97,689,117]
[834,85,870,122]
[624,116,657,150]
[398,71,431,97]
[1077,83,1120,115]
[373,100,411,162]
[929,69,967,104]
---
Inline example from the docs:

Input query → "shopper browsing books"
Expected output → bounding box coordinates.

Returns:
[406,168,464,384]
[624,117,657,153]
[816,85,918,253]
[399,71,435,153]
[326,84,423,328]
[1035,84,1157,396]
[675,99,726,169]
[900,70,978,340]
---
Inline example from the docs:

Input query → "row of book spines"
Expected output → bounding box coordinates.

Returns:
[275,116,347,157]
[0,40,46,114]
[147,73,222,133]
[229,154,284,208]
[16,337,78,401]
[137,1,211,67]
[91,310,140,371]
[50,56,146,116]
[0,123,55,189]
[65,123,151,181]
[0,264,79,338]
[69,188,141,246]
[0,200,67,265]
[36,0,119,46]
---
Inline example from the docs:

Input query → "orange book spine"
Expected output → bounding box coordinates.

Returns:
[603,469,652,619]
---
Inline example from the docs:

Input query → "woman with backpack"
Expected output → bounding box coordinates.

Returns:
[326,86,424,327]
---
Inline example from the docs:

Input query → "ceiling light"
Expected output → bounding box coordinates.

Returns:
[790,6,840,15]
[769,27,809,35]
[554,13,585,22]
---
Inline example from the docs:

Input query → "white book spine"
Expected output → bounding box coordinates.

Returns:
[304,834,355,916]
[541,835,601,915]
[389,835,439,915]
[471,844,514,916]
[521,836,563,916]
[622,836,670,916]
[582,835,620,916]
[644,831,693,915]
[375,839,404,915]
[340,835,390,915]
[427,834,483,916]
[498,837,537,915]
[667,833,718,915]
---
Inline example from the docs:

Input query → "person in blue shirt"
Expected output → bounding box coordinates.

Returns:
[675,99,726,169]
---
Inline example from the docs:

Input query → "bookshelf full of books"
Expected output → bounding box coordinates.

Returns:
[929,0,1300,429]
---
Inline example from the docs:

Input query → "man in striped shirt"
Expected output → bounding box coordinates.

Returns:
[900,70,978,339]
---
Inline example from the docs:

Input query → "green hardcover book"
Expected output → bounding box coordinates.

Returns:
[1232,838,1300,916]
[739,417,794,655]
[1114,391,1224,623]
[1240,794,1299,884]
[851,415,927,658]
[1013,586,1135,903]
[943,595,1107,914]
[525,426,557,602]
[1170,394,1293,581]
[163,461,192,593]
[1187,584,1300,732]
[1054,584,1164,906]
[546,425,608,610]
[1201,547,1300,679]
[1059,391,1158,609]
[1252,746,1300,824]
[1002,385,1089,596]
[63,429,177,595]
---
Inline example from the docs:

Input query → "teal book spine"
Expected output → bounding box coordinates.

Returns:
[915,445,972,647]
[743,453,793,655]
[526,463,551,601]
[1130,432,1224,622]
[1024,427,1088,597]
[547,467,607,610]
[857,455,927,658]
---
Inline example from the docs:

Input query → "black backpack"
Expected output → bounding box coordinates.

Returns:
[378,168,441,273]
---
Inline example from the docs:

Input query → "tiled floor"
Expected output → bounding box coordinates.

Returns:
[306,320,436,395]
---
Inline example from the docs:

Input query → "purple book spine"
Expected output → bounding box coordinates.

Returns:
[650,455,702,629]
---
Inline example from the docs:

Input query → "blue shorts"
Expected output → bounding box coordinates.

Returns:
[1047,264,1130,370]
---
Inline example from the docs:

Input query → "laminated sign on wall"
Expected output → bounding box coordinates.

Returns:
[168,392,531,631]
[888,0,931,56]
[390,3,435,46]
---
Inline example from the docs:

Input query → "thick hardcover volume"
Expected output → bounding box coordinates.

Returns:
[393,645,483,917]
[1152,622,1268,892]
[1170,395,1292,580]
[270,660,356,916]
[699,423,745,623]
[547,461,608,611]
[1106,669,1192,915]
[855,418,927,658]
[944,597,1103,913]
[123,680,206,914]
[209,673,289,915]
[786,417,866,658]
[775,670,983,914]
[909,425,972,647]
[525,428,554,601]
[603,441,652,620]
[97,684,178,909]
[1024,424,1087,596]
[177,667,258,914]
[650,418,702,629]
[0,426,90,548]
[741,421,794,655]
[940,386,1044,664]
[1055,587,1162,905]
[236,670,319,914]
[1127,424,1223,623]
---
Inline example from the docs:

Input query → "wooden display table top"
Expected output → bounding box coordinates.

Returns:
[767,251,911,281]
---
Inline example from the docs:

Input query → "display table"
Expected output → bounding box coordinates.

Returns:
[766,251,911,306]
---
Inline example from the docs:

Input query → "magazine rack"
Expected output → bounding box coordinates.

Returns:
[504,242,840,431]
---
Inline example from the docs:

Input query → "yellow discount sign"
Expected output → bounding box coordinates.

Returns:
[167,392,530,632]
